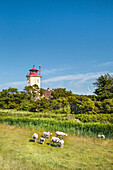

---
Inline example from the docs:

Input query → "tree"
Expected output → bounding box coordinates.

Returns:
[8,87,19,94]
[51,88,72,99]
[32,84,40,100]
[35,98,50,111]
[93,73,113,100]
[24,84,40,100]
[102,98,113,113]
[68,95,96,114]
[17,99,34,111]
[0,88,20,109]
[50,97,69,110]
[39,88,44,97]
[0,89,8,97]
[24,85,33,96]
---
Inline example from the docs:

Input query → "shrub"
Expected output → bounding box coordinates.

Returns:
[75,114,113,123]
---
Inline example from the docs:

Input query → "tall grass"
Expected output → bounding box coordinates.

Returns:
[0,116,113,138]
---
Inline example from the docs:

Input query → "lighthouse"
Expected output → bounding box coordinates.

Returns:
[26,65,42,88]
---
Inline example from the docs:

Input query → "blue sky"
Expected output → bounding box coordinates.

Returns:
[0,0,113,94]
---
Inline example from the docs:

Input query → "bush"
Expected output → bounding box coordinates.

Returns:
[75,114,113,123]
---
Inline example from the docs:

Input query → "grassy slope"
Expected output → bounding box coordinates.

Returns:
[0,124,113,170]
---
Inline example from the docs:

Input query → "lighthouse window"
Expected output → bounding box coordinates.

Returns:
[31,70,37,73]
[37,79,39,83]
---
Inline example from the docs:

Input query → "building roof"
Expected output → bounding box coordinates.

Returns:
[44,88,53,98]
[29,65,38,71]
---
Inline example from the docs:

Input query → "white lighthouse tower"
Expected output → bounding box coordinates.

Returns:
[26,65,42,88]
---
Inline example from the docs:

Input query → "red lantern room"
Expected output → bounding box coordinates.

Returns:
[29,65,38,75]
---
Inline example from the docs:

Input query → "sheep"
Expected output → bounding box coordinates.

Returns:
[59,140,64,148]
[32,133,38,143]
[56,131,68,138]
[40,137,45,145]
[43,131,52,138]
[50,136,60,146]
[98,135,105,139]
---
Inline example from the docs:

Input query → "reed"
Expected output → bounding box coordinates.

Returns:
[0,116,113,138]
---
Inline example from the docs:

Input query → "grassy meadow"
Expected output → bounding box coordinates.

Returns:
[0,124,113,170]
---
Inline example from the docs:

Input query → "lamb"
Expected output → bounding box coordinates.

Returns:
[56,131,68,138]
[40,137,45,145]
[98,135,105,139]
[43,131,52,138]
[50,136,60,146]
[32,133,38,143]
[59,140,64,148]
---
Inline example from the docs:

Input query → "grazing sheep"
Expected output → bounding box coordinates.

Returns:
[98,135,105,139]
[43,131,52,138]
[32,133,38,143]
[50,136,60,146]
[56,131,68,138]
[59,140,64,148]
[40,137,45,145]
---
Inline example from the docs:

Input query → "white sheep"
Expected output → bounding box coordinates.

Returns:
[98,135,105,139]
[43,131,52,138]
[59,140,64,148]
[40,137,45,145]
[56,131,68,138]
[50,136,60,146]
[32,133,38,143]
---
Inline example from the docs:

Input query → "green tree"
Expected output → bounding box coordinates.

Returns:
[0,88,20,109]
[35,98,50,111]
[102,98,113,113]
[68,95,96,114]
[51,88,72,99]
[39,88,44,97]
[50,97,69,110]
[24,84,40,100]
[8,87,19,94]
[17,99,34,111]
[93,73,113,100]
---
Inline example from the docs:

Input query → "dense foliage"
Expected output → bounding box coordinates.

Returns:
[93,73,113,100]
[0,73,113,116]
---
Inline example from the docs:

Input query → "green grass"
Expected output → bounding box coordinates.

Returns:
[1,116,113,138]
[0,124,113,170]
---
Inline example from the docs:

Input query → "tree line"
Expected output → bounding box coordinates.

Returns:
[0,73,113,114]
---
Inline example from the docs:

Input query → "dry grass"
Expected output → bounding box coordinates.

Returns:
[0,124,113,170]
